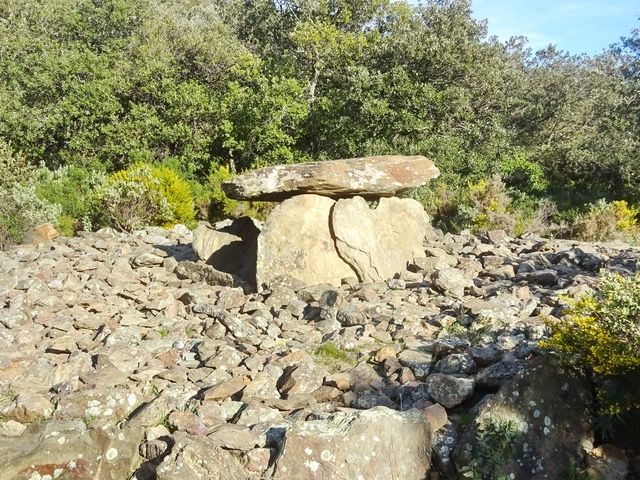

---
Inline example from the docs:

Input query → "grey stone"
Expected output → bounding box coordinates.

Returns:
[332,196,436,282]
[256,194,356,289]
[222,155,440,201]
[425,373,474,409]
[271,406,432,480]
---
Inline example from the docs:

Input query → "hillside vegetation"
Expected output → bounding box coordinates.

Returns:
[0,0,639,245]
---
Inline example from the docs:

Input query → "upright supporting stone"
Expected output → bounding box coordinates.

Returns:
[332,196,437,282]
[255,194,356,289]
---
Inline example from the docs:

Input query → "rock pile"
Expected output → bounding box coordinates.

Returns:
[1,224,637,479]
[197,155,440,289]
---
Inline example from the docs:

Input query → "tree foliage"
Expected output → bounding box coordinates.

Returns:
[0,0,638,241]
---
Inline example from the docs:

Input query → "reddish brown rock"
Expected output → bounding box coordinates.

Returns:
[23,223,59,244]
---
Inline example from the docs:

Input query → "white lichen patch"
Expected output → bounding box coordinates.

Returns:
[304,448,313,456]
[304,460,319,473]
[105,448,118,461]
[533,410,540,418]
[320,450,335,462]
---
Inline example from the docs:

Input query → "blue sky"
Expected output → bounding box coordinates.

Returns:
[470,0,639,55]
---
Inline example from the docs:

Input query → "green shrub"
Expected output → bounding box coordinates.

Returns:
[571,199,640,242]
[0,141,61,248]
[104,163,195,229]
[208,164,240,221]
[542,271,640,416]
[498,151,548,194]
[95,175,170,232]
[426,175,520,235]
[461,417,521,480]
[35,165,106,234]
[0,183,62,248]
[0,140,36,187]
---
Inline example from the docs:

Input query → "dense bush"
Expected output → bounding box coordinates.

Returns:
[416,174,555,237]
[35,165,106,234]
[98,163,195,231]
[206,165,275,222]
[95,177,169,232]
[0,0,638,244]
[0,141,62,248]
[570,200,640,242]
[543,272,640,416]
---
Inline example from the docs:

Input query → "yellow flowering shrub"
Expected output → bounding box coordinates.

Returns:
[543,271,640,415]
[109,163,195,228]
[612,200,639,232]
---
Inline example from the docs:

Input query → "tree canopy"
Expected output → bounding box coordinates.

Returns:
[0,0,638,221]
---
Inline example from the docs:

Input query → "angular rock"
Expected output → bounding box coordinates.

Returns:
[431,268,472,299]
[256,194,355,288]
[332,196,436,282]
[207,423,259,451]
[192,217,260,283]
[174,261,233,288]
[278,362,326,396]
[156,432,248,479]
[425,373,474,409]
[272,406,431,480]
[0,421,143,480]
[223,155,440,201]
[23,223,59,244]
[398,349,433,380]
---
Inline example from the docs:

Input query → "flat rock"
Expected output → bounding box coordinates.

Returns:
[271,406,431,480]
[332,196,436,282]
[222,155,439,201]
[256,194,356,288]
[0,421,143,480]
[425,373,474,408]
[156,431,248,479]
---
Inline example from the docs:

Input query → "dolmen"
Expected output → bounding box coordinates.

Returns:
[193,155,440,290]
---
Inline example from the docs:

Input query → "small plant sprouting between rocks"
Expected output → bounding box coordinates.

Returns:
[158,326,170,339]
[460,417,521,480]
[312,342,358,371]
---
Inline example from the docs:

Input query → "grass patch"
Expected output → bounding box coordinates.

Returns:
[311,342,358,371]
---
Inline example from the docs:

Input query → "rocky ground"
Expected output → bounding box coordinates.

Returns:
[1,225,638,479]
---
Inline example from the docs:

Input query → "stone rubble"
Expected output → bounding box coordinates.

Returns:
[1,224,639,479]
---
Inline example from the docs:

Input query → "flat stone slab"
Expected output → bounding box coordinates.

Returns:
[271,406,432,480]
[222,155,439,201]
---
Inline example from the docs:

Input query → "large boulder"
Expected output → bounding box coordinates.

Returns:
[0,421,143,480]
[222,155,440,201]
[256,194,356,289]
[332,196,436,282]
[271,406,432,480]
[453,354,593,479]
[155,432,250,480]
